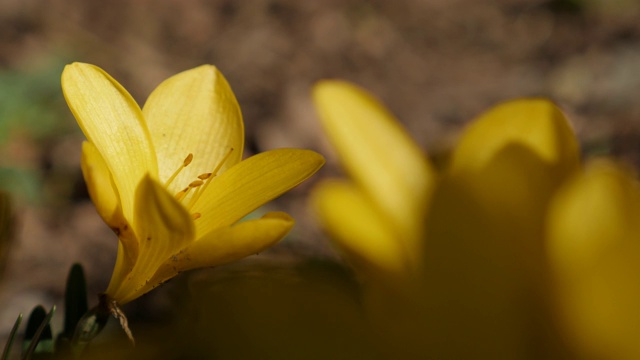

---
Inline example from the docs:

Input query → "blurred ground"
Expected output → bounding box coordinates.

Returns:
[1,0,640,343]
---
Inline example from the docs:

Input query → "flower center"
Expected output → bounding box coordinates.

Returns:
[164,148,234,220]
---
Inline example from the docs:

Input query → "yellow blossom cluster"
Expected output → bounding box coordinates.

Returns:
[312,81,640,360]
[62,62,639,359]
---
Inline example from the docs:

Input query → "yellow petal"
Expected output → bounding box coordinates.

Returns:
[105,237,137,303]
[312,80,434,239]
[191,149,324,238]
[80,141,123,228]
[146,212,294,291]
[110,175,195,304]
[62,63,158,223]
[448,100,582,275]
[143,65,244,194]
[547,160,640,360]
[311,179,407,279]
[449,144,572,355]
[460,143,564,238]
[83,140,140,299]
[450,98,579,178]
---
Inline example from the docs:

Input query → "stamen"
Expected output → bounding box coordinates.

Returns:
[174,187,189,202]
[187,174,212,204]
[183,153,194,166]
[187,148,234,208]
[212,148,235,177]
[191,213,201,220]
[176,180,205,203]
[189,180,204,188]
[165,153,194,188]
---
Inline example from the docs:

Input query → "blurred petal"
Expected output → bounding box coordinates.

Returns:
[147,212,295,289]
[62,62,157,223]
[442,102,584,333]
[80,141,123,228]
[313,81,434,239]
[111,175,195,304]
[461,143,562,237]
[453,144,571,356]
[312,180,407,279]
[192,149,324,238]
[186,261,380,360]
[463,143,566,303]
[143,65,244,194]
[421,175,538,359]
[547,160,640,360]
[450,98,579,178]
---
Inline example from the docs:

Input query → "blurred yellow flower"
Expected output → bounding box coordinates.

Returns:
[547,160,640,360]
[62,63,324,305]
[312,81,434,281]
[312,80,640,359]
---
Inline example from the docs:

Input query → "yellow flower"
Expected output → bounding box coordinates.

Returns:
[420,98,580,359]
[311,80,589,358]
[547,160,640,360]
[62,63,324,305]
[311,81,435,281]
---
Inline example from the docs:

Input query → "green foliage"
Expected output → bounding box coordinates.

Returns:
[22,305,55,359]
[55,263,91,358]
[62,264,89,340]
[2,260,384,359]
[0,57,79,203]
[0,168,41,204]
[1,264,99,359]
[0,58,74,144]
[1,314,22,360]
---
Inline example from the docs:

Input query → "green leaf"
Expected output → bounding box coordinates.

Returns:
[22,306,55,360]
[1,313,22,360]
[24,307,46,344]
[63,264,88,339]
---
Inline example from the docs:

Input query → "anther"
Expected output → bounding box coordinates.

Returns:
[191,213,201,220]
[183,153,194,166]
[165,153,194,188]
[187,148,235,208]
[175,187,189,202]
[189,180,204,188]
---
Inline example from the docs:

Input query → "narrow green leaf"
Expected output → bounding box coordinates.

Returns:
[24,307,46,344]
[22,306,55,360]
[63,263,88,339]
[1,313,22,360]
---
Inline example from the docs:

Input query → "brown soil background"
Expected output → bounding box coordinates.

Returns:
[1,0,640,341]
